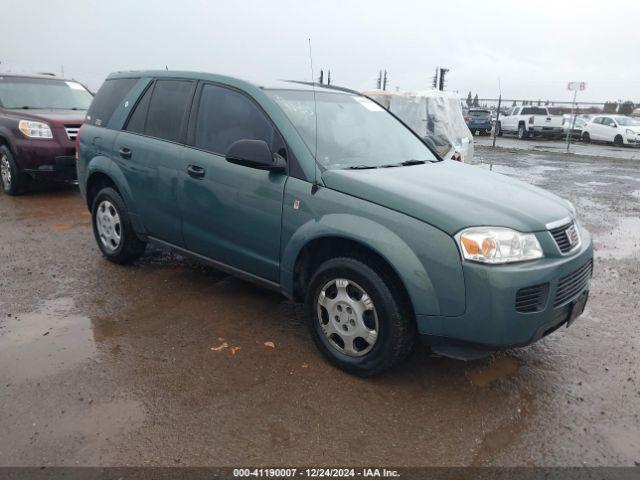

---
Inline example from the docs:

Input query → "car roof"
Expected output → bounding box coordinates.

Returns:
[0,72,81,83]
[107,70,350,95]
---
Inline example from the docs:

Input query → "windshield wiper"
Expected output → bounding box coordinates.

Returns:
[347,159,428,170]
[347,165,378,170]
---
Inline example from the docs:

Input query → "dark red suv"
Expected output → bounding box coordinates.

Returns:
[0,73,93,195]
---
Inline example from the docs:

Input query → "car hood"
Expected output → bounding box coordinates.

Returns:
[4,109,86,126]
[321,160,572,235]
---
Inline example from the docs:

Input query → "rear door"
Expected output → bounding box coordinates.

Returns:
[114,78,196,246]
[180,83,288,281]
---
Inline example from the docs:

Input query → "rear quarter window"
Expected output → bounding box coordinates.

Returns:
[86,78,137,127]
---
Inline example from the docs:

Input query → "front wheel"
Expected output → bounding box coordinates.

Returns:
[306,257,415,377]
[614,135,624,147]
[1,146,27,195]
[91,187,146,264]
[582,132,591,143]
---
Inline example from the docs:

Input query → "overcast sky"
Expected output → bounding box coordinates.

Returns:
[2,0,638,103]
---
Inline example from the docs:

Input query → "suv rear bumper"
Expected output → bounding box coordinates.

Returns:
[416,227,593,352]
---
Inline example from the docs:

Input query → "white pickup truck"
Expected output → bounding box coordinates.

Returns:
[497,106,564,139]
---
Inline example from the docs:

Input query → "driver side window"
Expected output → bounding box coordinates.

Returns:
[193,84,283,157]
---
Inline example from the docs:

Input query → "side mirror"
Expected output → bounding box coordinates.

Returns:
[225,139,286,172]
[610,123,617,128]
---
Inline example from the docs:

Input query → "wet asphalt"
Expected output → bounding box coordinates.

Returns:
[0,146,639,467]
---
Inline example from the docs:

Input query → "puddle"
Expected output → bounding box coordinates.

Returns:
[0,297,97,382]
[467,356,522,388]
[471,392,535,465]
[594,216,640,260]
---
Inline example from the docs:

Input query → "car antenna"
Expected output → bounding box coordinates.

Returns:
[308,38,320,194]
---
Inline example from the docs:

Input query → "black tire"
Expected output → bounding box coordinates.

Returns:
[0,145,28,195]
[496,122,503,136]
[517,123,528,140]
[614,135,624,147]
[91,187,146,264]
[582,132,591,143]
[305,257,415,377]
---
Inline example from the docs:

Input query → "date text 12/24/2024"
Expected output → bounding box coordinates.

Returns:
[233,468,401,478]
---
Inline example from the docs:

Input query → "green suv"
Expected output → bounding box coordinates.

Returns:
[77,71,593,376]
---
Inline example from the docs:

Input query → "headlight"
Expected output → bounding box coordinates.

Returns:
[626,129,638,137]
[18,120,53,139]
[456,227,544,264]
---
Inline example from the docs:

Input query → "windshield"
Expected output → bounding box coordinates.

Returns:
[266,90,438,169]
[615,117,640,126]
[0,76,93,110]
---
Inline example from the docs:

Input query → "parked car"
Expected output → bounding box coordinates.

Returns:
[581,115,640,146]
[497,106,564,139]
[78,71,593,376]
[0,73,92,195]
[464,108,493,135]
[562,114,593,138]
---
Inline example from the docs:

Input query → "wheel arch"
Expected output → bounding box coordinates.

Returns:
[281,216,442,317]
[84,158,146,238]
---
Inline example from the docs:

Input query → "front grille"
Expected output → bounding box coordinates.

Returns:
[549,222,579,253]
[515,283,549,313]
[554,259,593,307]
[64,125,80,141]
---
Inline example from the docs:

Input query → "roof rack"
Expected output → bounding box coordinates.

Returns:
[284,80,360,95]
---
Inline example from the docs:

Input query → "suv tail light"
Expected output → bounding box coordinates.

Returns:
[464,115,470,121]
[528,116,535,124]
[74,125,82,160]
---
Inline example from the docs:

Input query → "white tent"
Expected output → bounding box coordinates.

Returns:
[363,89,474,164]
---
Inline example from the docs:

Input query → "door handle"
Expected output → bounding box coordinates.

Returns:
[187,164,205,178]
[119,147,132,159]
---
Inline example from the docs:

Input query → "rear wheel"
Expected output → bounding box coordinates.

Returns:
[0,146,27,195]
[614,135,624,147]
[517,123,528,140]
[306,257,415,377]
[91,187,146,264]
[582,132,591,143]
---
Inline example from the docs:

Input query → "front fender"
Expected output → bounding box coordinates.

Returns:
[281,213,441,316]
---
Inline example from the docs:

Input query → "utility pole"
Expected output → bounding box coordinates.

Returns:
[382,70,387,91]
[438,68,449,91]
[327,70,331,86]
[376,70,382,90]
[318,69,323,84]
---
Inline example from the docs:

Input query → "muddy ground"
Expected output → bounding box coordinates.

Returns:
[0,146,639,467]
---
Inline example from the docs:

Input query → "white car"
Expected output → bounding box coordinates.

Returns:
[582,115,640,146]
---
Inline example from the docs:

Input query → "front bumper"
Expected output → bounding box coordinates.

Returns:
[417,225,593,350]
[14,138,77,181]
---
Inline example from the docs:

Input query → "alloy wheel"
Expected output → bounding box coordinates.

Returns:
[316,278,379,357]
[96,200,122,252]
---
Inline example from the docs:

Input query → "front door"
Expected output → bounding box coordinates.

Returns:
[180,83,287,282]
